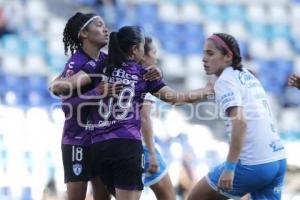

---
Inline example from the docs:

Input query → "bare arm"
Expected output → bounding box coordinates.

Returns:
[153,83,213,105]
[141,100,156,154]
[218,106,247,190]
[226,106,247,163]
[141,99,159,173]
[49,70,92,96]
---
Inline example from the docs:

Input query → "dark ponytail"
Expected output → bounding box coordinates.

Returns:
[105,32,127,75]
[105,26,144,76]
[213,33,242,71]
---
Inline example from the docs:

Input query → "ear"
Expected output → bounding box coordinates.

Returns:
[224,53,233,63]
[79,30,88,39]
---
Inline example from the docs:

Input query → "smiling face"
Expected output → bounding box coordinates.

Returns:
[80,16,109,48]
[202,39,232,76]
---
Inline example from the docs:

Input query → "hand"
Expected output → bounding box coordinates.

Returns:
[288,74,300,89]
[143,65,162,81]
[217,170,234,192]
[204,79,215,97]
[148,152,159,174]
[96,81,123,97]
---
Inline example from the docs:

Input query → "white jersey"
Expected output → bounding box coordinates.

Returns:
[214,67,286,165]
[144,93,156,103]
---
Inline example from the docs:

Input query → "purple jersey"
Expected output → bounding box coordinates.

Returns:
[61,50,107,146]
[66,61,165,144]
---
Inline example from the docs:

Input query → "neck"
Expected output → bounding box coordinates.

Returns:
[82,42,102,59]
[216,66,228,77]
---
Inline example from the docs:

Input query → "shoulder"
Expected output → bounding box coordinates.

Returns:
[67,50,89,67]
[215,68,243,93]
[99,51,108,60]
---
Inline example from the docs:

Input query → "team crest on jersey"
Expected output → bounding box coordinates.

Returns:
[72,163,82,176]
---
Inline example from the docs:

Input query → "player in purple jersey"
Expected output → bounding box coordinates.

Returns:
[66,26,214,200]
[48,12,111,200]
[140,37,176,200]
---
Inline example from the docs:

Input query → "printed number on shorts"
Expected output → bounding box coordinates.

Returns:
[72,146,83,162]
[98,87,135,120]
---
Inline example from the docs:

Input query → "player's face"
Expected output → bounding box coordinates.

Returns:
[142,43,157,67]
[202,39,229,76]
[132,38,145,63]
[85,17,109,48]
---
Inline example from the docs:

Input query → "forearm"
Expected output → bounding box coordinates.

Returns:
[226,119,246,162]
[49,70,92,96]
[49,79,72,96]
[156,86,208,105]
[141,117,156,154]
[66,88,100,108]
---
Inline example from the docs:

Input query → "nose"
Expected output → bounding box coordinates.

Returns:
[104,26,109,33]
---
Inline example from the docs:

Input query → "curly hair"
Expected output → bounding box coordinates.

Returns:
[62,12,97,55]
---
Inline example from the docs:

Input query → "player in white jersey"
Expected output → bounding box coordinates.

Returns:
[140,37,176,200]
[188,33,286,200]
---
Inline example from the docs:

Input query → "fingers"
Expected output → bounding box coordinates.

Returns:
[97,81,123,97]
[109,82,123,97]
[148,164,159,174]
[143,66,162,81]
[218,179,233,192]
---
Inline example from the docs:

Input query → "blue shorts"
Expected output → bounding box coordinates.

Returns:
[206,159,286,200]
[143,146,168,187]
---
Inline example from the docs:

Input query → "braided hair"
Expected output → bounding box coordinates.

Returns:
[212,33,242,71]
[62,12,97,55]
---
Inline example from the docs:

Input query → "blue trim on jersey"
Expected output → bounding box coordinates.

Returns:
[206,159,286,200]
[143,146,168,187]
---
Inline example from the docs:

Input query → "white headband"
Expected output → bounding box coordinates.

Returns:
[77,16,101,38]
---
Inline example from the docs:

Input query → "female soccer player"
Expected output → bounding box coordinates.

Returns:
[140,37,176,200]
[188,33,286,200]
[67,26,213,200]
[49,12,111,200]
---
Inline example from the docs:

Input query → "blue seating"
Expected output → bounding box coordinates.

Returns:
[203,3,225,22]
[21,186,32,200]
[0,187,12,199]
[269,23,291,41]
[158,22,182,41]
[1,34,26,56]
[135,3,158,24]
[238,40,249,59]
[24,36,47,57]
[2,75,27,105]
[248,23,269,40]
[225,4,246,22]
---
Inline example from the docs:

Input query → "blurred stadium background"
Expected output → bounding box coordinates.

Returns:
[1,0,300,199]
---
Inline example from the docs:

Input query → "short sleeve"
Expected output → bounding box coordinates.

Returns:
[146,78,166,94]
[215,79,242,113]
[144,93,156,102]
[81,60,97,75]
